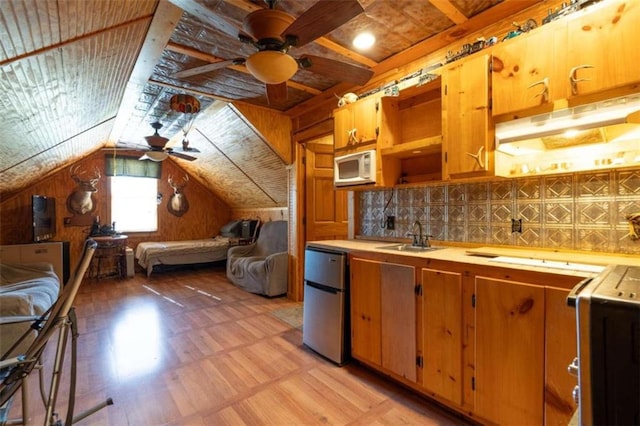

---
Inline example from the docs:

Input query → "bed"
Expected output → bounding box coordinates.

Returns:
[0,262,60,357]
[135,236,231,277]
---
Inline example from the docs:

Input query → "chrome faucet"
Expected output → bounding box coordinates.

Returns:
[408,220,430,248]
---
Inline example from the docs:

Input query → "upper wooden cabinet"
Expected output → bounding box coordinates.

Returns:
[378,78,444,185]
[491,19,567,116]
[565,0,640,97]
[442,54,494,179]
[492,1,640,117]
[333,95,380,151]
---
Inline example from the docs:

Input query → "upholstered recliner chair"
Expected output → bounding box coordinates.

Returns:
[226,220,288,297]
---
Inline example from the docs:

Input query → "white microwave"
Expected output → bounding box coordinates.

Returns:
[334,149,376,187]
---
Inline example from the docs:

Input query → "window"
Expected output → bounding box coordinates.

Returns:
[110,176,158,232]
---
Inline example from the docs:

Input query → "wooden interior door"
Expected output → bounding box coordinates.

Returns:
[305,139,348,241]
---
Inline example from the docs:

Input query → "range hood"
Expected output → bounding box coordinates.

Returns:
[495,93,640,177]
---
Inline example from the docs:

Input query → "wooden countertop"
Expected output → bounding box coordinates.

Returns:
[306,240,640,278]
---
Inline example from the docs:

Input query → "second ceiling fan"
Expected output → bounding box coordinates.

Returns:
[175,0,374,104]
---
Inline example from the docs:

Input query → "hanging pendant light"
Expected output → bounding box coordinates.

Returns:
[170,94,201,150]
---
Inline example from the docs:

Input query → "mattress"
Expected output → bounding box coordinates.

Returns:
[135,236,230,277]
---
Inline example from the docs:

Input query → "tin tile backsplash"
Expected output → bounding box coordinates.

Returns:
[358,168,640,254]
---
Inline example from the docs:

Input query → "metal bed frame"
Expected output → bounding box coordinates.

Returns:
[0,239,113,425]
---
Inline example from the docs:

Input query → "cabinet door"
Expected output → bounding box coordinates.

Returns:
[380,263,416,381]
[333,106,353,150]
[421,268,462,405]
[350,257,381,365]
[491,22,567,116]
[475,276,545,425]
[333,96,379,150]
[442,54,492,178]
[545,287,578,425]
[566,0,640,96]
[352,96,379,144]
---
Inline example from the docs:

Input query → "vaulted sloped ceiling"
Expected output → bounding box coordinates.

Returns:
[142,102,288,208]
[0,1,157,199]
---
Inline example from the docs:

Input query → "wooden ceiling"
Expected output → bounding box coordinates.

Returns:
[0,0,548,207]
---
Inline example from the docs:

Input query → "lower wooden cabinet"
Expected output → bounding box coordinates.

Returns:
[350,257,416,381]
[349,253,580,425]
[421,268,463,406]
[381,263,416,381]
[350,257,382,365]
[544,287,578,425]
[474,276,545,425]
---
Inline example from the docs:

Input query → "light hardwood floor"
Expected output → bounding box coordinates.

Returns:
[8,264,471,425]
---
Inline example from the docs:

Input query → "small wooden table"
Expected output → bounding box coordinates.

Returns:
[90,235,128,280]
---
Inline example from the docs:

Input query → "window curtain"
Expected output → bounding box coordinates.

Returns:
[105,155,161,178]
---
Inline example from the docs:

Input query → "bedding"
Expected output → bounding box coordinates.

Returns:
[135,236,230,277]
[0,262,60,357]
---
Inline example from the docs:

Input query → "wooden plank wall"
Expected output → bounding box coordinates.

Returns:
[0,150,231,268]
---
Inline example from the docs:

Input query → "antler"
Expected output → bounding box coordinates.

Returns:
[168,174,189,191]
[70,164,101,185]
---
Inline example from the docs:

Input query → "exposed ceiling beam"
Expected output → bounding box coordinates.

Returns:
[429,0,468,25]
[107,0,184,144]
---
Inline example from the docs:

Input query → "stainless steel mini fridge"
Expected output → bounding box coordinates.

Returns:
[302,246,349,365]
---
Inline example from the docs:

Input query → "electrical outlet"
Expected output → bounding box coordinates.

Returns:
[511,218,523,233]
[386,215,395,230]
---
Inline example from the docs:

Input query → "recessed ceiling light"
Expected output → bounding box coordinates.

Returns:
[353,32,375,50]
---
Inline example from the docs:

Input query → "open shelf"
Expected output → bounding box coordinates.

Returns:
[381,135,442,159]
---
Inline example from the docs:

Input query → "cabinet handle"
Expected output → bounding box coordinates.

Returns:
[527,77,549,102]
[465,146,486,169]
[348,128,358,145]
[569,64,594,95]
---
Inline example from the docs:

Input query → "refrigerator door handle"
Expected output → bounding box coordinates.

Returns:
[305,280,340,294]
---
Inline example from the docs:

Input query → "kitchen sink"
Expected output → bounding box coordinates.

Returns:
[376,244,444,252]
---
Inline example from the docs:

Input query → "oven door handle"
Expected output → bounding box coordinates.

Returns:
[566,276,594,307]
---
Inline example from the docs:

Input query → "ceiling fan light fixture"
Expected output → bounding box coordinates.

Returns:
[245,51,298,84]
[353,32,375,50]
[142,151,169,162]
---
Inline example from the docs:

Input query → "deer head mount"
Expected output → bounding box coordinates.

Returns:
[67,164,101,215]
[167,174,189,217]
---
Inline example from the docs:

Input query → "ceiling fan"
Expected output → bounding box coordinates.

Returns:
[118,122,199,162]
[174,0,374,104]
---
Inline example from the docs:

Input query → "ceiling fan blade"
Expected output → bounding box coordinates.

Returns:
[301,55,373,86]
[283,0,364,48]
[173,145,200,154]
[173,59,240,79]
[169,151,197,161]
[115,141,148,151]
[266,82,288,105]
